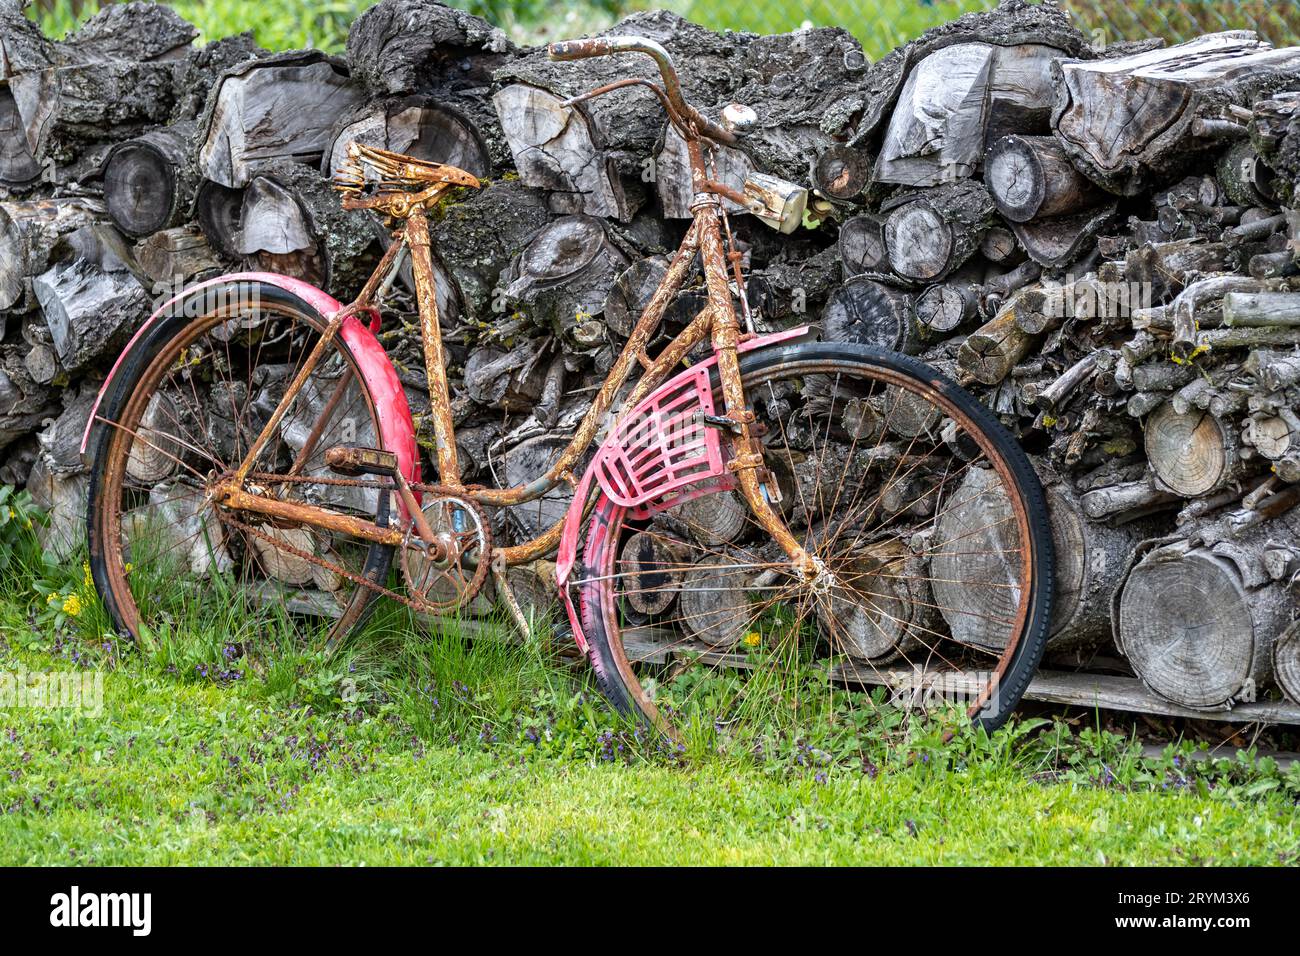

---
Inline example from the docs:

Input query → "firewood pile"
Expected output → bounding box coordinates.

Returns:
[4,0,1300,716]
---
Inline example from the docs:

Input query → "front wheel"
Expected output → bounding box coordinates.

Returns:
[576,342,1054,737]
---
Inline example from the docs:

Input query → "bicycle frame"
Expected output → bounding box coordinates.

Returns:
[92,34,818,586]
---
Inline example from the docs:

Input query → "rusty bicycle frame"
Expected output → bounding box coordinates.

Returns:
[209,35,818,597]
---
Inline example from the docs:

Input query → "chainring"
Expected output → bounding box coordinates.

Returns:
[400,492,493,613]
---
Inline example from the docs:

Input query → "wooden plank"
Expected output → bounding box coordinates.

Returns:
[618,626,1300,725]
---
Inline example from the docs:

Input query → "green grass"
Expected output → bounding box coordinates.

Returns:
[1,511,1299,866]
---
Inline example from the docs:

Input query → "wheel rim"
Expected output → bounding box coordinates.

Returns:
[94,292,391,649]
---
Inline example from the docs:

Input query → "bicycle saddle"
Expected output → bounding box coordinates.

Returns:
[332,141,480,218]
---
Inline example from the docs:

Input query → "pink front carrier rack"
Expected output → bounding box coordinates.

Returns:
[590,364,731,518]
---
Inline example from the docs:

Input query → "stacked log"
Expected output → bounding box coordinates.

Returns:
[4,0,1300,716]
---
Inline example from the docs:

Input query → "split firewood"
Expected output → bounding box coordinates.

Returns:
[0,0,55,80]
[31,260,149,377]
[500,215,631,342]
[956,300,1038,385]
[882,180,997,282]
[653,122,753,221]
[0,197,108,311]
[24,457,87,559]
[235,161,381,297]
[1144,400,1250,497]
[672,489,749,547]
[7,60,179,179]
[495,11,737,183]
[427,179,552,325]
[1275,619,1300,705]
[838,214,888,277]
[985,134,1105,222]
[821,539,930,663]
[821,277,920,354]
[1007,201,1117,268]
[812,145,871,202]
[1116,526,1293,709]
[872,42,996,187]
[195,50,365,189]
[848,0,1091,148]
[170,33,267,122]
[0,84,40,189]
[617,530,690,617]
[0,344,59,451]
[1052,32,1300,196]
[325,95,493,184]
[103,121,199,239]
[679,553,750,648]
[193,180,245,262]
[493,83,632,220]
[134,227,222,286]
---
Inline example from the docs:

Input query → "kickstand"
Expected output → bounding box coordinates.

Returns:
[492,552,533,642]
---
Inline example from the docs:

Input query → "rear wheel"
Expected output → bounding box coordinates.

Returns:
[576,342,1054,736]
[87,283,394,650]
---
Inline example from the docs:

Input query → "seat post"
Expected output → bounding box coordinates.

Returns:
[406,206,462,486]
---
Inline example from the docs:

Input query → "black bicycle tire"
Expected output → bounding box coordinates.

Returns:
[575,340,1056,733]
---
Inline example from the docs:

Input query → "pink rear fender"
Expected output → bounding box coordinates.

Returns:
[80,272,419,489]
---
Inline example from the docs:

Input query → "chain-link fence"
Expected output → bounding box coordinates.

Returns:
[664,0,1300,60]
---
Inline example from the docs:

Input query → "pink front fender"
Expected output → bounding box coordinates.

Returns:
[80,273,419,490]
[555,326,812,650]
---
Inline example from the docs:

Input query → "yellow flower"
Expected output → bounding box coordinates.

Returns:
[83,562,93,587]
[47,592,59,605]
[742,631,761,648]
[62,593,83,617]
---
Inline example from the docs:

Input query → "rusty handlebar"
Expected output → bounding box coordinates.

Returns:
[547,35,737,146]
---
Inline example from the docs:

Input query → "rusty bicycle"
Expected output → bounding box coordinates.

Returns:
[84,35,1054,735]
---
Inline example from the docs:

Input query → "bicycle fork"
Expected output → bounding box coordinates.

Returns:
[692,188,820,582]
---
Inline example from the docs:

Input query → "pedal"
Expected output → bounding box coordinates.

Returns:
[325,445,399,477]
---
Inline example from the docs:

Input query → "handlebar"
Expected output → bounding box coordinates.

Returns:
[547,36,737,147]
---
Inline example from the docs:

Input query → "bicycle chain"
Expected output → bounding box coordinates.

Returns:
[216,510,430,611]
